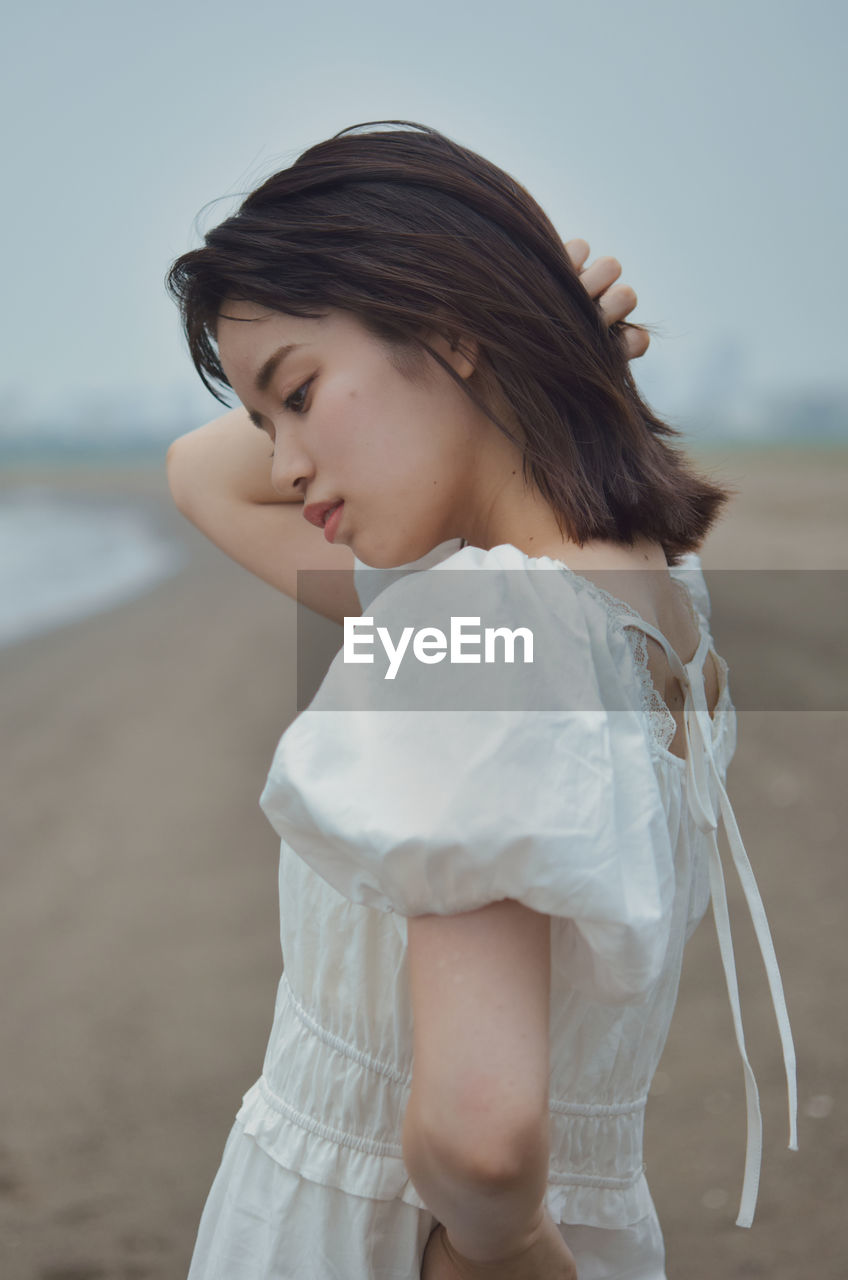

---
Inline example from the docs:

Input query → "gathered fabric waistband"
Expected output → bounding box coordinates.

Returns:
[254,975,648,1193]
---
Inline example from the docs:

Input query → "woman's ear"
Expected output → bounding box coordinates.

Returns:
[426,330,478,381]
[448,335,478,380]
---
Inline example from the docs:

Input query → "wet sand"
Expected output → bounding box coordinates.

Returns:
[1,447,846,1278]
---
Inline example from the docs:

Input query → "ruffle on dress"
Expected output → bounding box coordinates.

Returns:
[235,969,661,1230]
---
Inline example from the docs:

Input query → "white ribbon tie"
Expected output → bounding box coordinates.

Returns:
[625,614,798,1228]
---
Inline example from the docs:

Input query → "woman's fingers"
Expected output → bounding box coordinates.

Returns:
[566,242,651,359]
[597,281,637,324]
[600,279,651,358]
[564,238,591,273]
[620,323,651,359]
[577,254,623,300]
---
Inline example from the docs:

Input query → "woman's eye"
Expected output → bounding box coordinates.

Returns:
[284,378,313,414]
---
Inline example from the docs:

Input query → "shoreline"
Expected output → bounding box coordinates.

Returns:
[0,483,187,650]
[1,443,846,656]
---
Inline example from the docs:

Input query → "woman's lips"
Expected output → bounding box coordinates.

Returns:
[303,499,344,532]
[322,501,344,543]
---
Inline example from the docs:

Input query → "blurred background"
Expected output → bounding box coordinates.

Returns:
[1,1,845,1277]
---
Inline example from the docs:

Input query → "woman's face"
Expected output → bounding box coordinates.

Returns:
[216,302,516,567]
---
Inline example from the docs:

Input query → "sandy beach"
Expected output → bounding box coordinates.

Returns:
[1,446,846,1279]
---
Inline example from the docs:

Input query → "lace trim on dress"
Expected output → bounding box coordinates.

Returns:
[560,569,727,758]
[622,626,678,752]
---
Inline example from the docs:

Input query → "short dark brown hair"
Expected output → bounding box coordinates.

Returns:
[167,120,733,565]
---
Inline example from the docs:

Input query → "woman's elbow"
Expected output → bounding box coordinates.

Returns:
[406,1086,549,1188]
[166,435,195,516]
[456,1118,549,1190]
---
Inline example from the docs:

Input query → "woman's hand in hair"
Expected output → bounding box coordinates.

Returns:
[566,239,651,360]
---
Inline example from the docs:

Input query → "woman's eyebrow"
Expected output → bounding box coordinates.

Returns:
[255,343,301,393]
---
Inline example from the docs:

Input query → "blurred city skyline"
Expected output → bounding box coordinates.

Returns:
[2,0,845,454]
[3,342,847,459]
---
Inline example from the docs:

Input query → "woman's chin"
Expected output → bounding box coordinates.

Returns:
[353,550,412,570]
[348,532,423,570]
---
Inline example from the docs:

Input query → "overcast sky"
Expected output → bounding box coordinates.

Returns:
[2,0,845,437]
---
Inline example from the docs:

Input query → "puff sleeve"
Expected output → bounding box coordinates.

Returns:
[260,544,677,1002]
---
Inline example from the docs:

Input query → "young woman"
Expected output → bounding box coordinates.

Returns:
[166,121,796,1280]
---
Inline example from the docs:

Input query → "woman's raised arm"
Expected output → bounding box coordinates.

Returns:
[166,406,361,623]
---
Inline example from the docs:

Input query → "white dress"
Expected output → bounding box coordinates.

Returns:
[187,542,796,1280]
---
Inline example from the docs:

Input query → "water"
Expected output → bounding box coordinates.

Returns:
[0,487,187,648]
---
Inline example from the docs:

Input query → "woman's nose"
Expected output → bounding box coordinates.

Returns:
[270,433,315,498]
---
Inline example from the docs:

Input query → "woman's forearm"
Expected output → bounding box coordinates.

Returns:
[165,405,359,618]
[167,406,296,512]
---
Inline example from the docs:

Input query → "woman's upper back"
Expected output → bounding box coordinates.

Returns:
[352,537,724,766]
